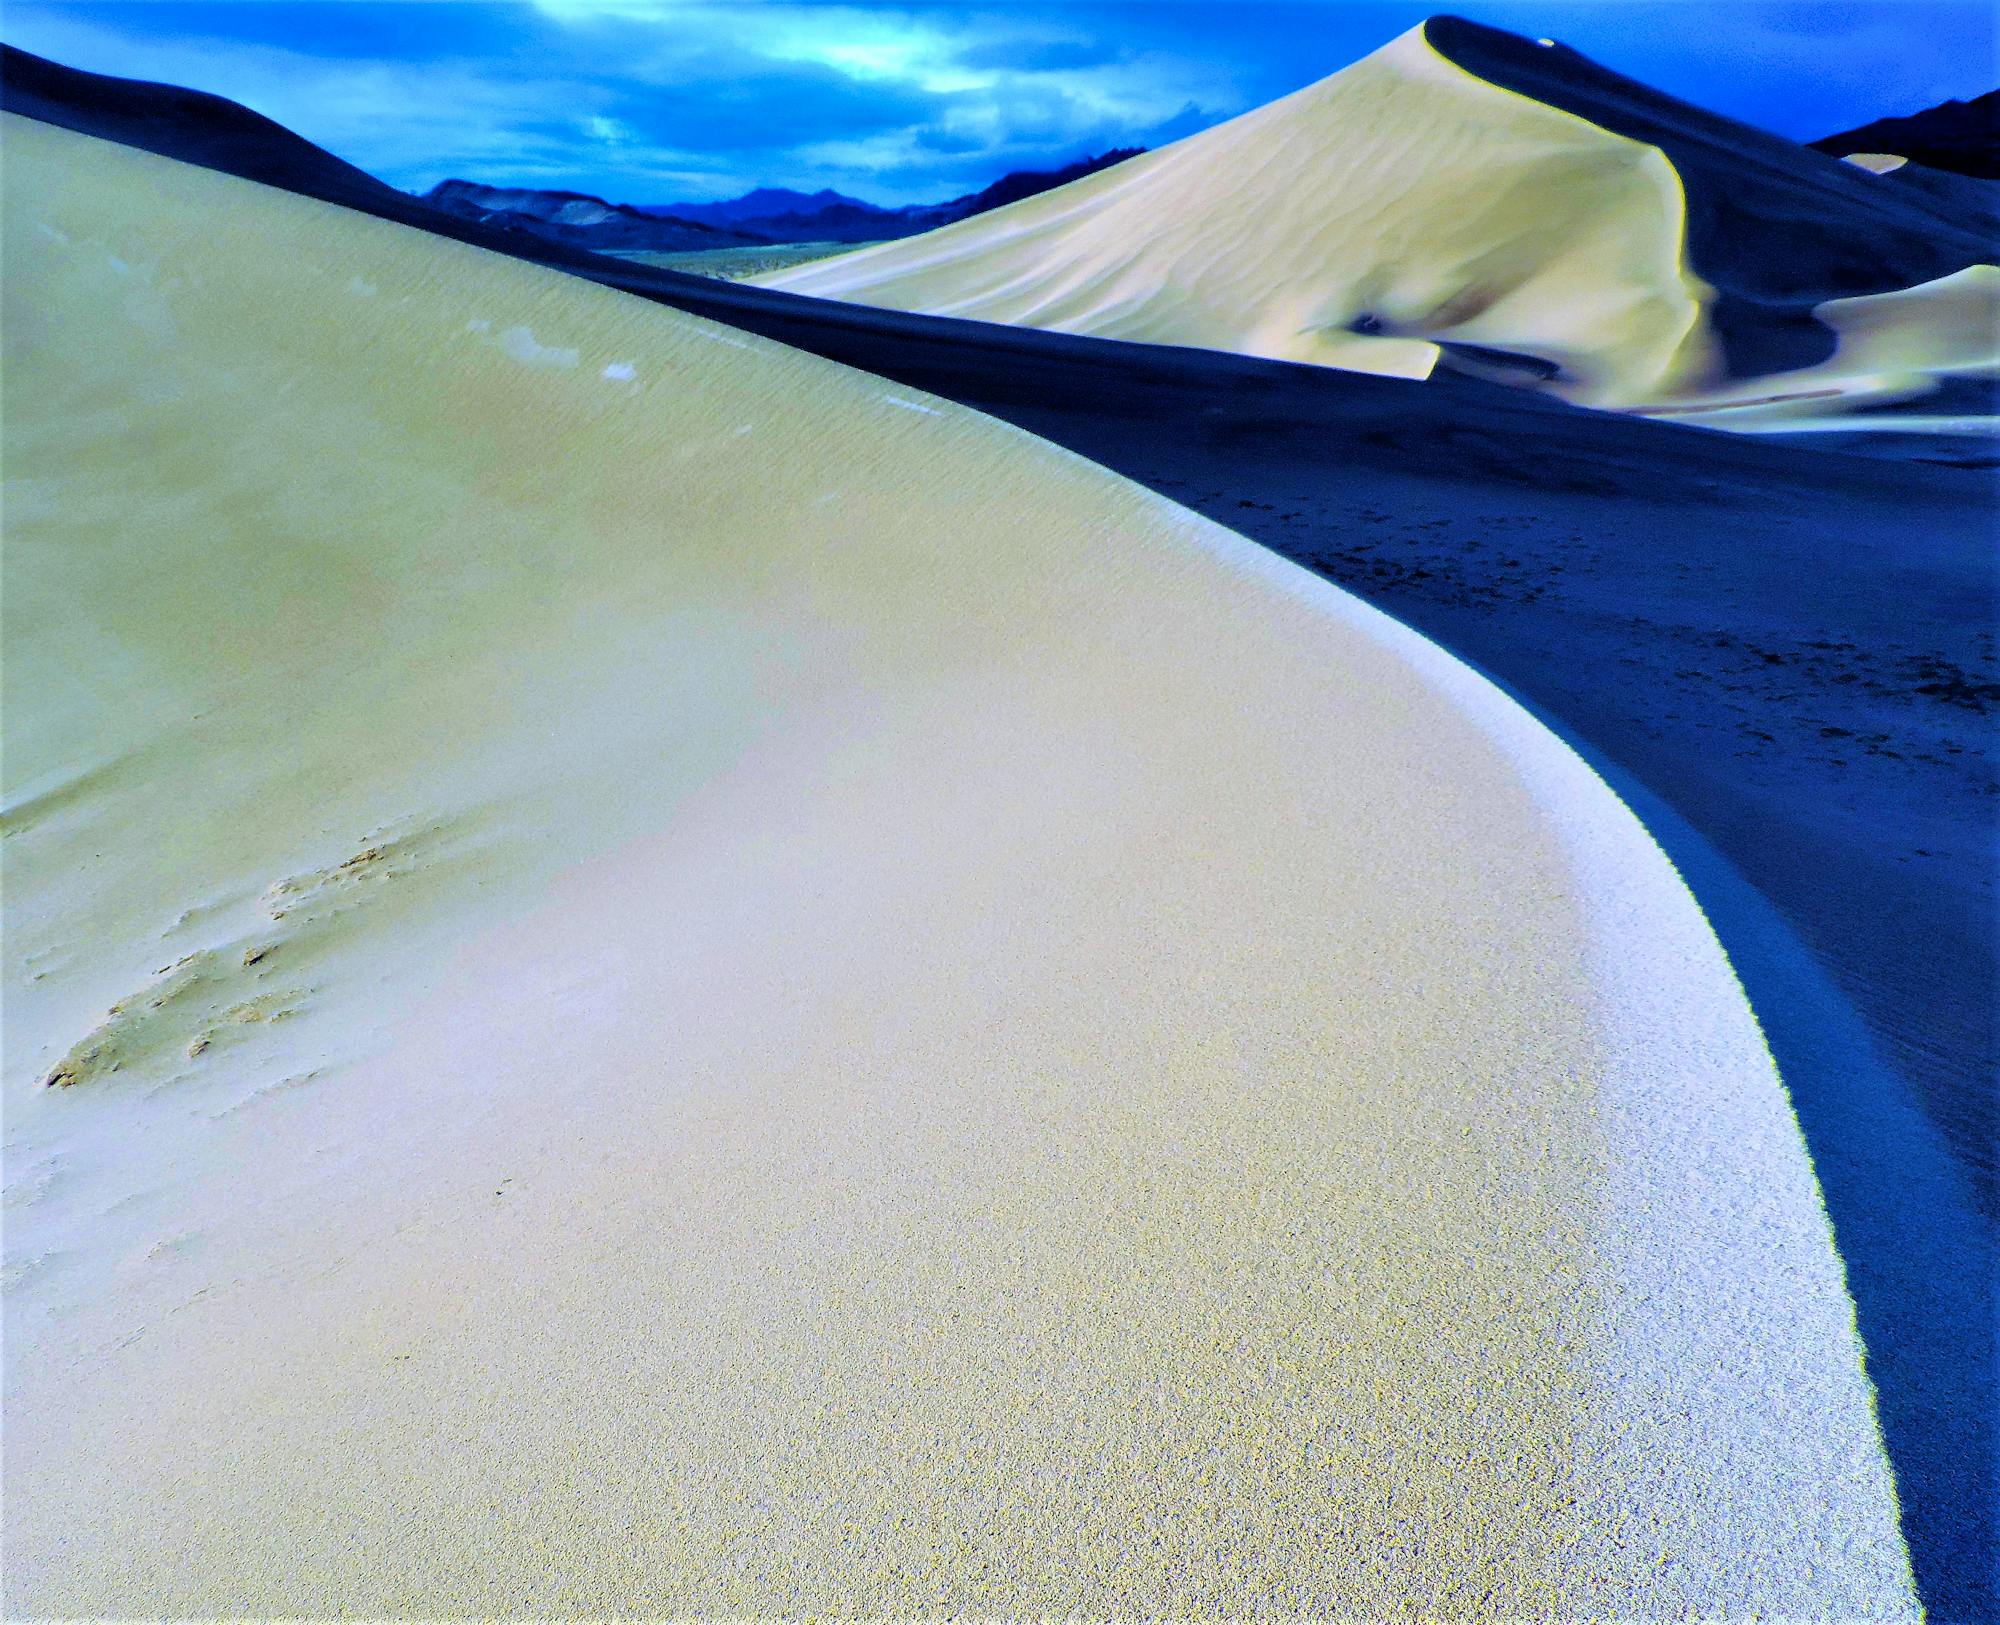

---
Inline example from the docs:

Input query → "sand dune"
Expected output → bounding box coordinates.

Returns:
[760,18,1997,430]
[5,49,1985,1614]
[763,24,1711,405]
[1638,263,2000,428]
[2,116,1915,1614]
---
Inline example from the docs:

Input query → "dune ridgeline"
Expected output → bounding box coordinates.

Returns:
[0,111,1920,1614]
[760,16,1999,433]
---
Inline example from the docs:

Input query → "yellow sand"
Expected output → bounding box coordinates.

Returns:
[3,116,1913,1616]
[758,25,1995,428]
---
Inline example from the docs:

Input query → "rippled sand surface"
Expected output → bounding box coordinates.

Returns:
[762,22,1996,430]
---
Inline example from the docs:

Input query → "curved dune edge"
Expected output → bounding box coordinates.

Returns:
[3,117,1912,1616]
[757,24,1994,430]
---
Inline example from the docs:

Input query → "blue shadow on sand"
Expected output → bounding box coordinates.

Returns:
[1503,681,1996,1621]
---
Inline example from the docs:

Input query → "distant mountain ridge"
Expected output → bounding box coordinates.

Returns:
[643,186,876,228]
[1812,90,2000,180]
[422,178,762,250]
[928,147,1149,222]
[440,148,1152,250]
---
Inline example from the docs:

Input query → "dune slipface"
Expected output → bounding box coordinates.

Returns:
[759,20,1998,431]
[3,117,1914,1616]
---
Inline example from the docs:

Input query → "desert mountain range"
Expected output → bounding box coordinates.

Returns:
[421,147,1147,251]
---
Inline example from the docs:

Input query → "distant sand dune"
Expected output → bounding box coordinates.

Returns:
[1635,265,2000,427]
[764,25,1711,406]
[3,116,1914,1615]
[760,19,1996,430]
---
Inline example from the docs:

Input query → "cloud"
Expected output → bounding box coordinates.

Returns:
[3,0,1251,202]
[953,35,1127,74]
[1141,100,1220,148]
[4,0,1992,207]
[913,124,989,155]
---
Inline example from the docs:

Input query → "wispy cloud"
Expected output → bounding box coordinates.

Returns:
[3,1,1991,205]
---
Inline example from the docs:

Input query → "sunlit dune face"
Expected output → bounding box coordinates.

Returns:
[758,25,1996,432]
[762,27,1715,409]
[3,114,1913,1618]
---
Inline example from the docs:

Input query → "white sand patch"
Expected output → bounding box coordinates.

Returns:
[1843,151,1912,174]
[1,115,1913,1618]
[1818,264,2000,377]
[496,322,579,368]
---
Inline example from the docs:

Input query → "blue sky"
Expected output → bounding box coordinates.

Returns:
[4,2,1992,204]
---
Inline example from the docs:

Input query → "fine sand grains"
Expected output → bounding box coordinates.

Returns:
[3,114,1913,1615]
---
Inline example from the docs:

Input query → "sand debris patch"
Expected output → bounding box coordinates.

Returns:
[259,829,426,925]
[39,946,304,1090]
[41,826,442,1091]
[486,323,580,370]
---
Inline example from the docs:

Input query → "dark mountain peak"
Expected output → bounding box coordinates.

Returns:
[646,186,891,230]
[940,147,1147,216]
[746,185,862,208]
[418,178,762,249]
[641,149,1150,245]
[1811,90,2000,179]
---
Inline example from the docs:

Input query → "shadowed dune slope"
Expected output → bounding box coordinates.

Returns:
[1,117,1915,1616]
[0,37,396,201]
[761,18,1997,429]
